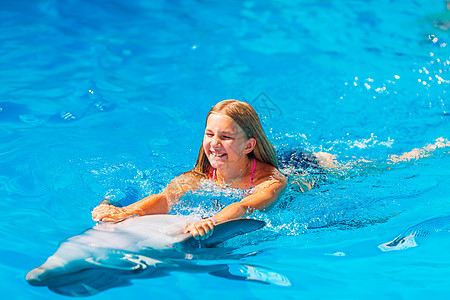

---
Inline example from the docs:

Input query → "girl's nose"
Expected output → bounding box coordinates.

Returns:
[211,136,221,147]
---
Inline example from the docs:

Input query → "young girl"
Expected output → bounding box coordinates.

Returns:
[92,99,449,240]
[92,99,289,240]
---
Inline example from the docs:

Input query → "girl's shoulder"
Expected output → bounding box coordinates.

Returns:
[252,160,287,187]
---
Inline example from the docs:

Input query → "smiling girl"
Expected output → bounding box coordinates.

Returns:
[92,99,287,240]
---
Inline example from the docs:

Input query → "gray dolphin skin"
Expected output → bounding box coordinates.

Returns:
[26,215,290,296]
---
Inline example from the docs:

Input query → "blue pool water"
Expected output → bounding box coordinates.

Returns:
[1,0,450,298]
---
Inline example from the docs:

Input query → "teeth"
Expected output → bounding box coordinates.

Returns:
[211,151,226,157]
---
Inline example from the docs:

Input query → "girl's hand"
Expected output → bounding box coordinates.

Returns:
[183,217,217,240]
[91,204,132,222]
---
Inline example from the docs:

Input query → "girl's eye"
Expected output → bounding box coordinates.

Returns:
[205,132,214,137]
[223,136,233,139]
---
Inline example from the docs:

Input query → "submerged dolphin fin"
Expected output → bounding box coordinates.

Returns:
[178,218,266,248]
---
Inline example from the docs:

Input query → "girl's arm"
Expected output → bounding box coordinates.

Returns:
[183,172,287,239]
[91,171,203,222]
[214,178,287,221]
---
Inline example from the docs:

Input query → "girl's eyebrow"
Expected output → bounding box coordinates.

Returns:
[221,131,235,135]
[205,128,235,135]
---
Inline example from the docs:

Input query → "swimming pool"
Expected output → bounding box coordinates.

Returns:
[1,0,450,298]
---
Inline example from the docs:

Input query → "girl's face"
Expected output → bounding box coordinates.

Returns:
[203,113,255,170]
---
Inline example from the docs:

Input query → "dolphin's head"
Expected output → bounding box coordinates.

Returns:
[25,242,93,286]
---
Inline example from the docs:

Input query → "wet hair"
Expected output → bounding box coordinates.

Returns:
[194,99,278,175]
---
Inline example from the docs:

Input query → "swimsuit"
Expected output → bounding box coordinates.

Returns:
[277,149,328,186]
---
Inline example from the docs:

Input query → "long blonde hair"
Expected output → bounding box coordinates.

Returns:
[194,99,278,175]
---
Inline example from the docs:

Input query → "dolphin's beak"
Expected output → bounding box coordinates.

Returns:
[26,267,47,286]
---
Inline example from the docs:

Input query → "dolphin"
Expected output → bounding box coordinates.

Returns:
[26,214,290,296]
[379,215,450,251]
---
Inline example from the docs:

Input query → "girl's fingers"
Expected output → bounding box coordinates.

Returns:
[194,224,206,240]
[182,223,192,234]
[91,205,127,222]
[184,219,217,240]
[196,220,216,240]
